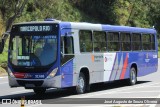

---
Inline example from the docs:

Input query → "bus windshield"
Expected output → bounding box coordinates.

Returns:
[9,34,57,67]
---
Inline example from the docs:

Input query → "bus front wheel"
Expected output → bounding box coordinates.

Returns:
[33,88,46,95]
[128,67,137,85]
[76,72,86,94]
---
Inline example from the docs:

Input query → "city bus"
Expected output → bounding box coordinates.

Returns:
[0,19,158,94]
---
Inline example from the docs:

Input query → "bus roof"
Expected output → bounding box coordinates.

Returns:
[59,22,156,34]
[13,21,157,34]
[102,24,156,34]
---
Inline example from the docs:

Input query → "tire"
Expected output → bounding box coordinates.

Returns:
[76,72,86,94]
[33,88,46,95]
[128,67,137,85]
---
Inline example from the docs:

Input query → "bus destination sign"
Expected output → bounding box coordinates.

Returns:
[20,25,52,32]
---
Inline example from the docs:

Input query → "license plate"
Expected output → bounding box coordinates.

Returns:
[25,84,35,88]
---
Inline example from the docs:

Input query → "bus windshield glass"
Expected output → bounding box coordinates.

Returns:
[9,34,57,67]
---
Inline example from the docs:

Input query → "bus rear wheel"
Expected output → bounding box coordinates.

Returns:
[33,88,46,95]
[128,67,137,85]
[76,72,86,94]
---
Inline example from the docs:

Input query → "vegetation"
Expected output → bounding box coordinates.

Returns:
[0,0,160,73]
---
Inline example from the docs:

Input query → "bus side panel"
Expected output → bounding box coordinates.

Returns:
[107,52,130,81]
[137,51,158,77]
[147,52,158,74]
[60,22,74,88]
[119,52,130,80]
[107,51,158,80]
[123,51,158,78]
[123,52,141,79]
[61,59,74,88]
[74,54,104,84]
[103,53,116,81]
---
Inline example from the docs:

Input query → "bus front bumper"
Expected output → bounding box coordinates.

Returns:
[8,75,62,89]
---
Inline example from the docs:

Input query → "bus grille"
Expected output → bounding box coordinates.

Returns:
[17,80,44,87]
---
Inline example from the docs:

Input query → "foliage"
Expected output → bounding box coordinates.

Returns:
[0,0,28,31]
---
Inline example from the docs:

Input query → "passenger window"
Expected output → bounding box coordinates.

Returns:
[107,32,120,51]
[132,33,141,51]
[142,34,151,50]
[120,33,131,51]
[151,34,155,50]
[93,31,106,52]
[79,30,92,52]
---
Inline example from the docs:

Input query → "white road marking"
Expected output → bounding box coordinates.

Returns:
[66,82,160,98]
[10,90,33,94]
[0,82,8,84]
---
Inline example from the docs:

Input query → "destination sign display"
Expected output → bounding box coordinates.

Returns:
[20,25,52,32]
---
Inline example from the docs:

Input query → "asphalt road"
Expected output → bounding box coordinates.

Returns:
[0,59,160,107]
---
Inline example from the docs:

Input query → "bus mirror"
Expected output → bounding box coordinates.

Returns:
[0,37,4,54]
[0,32,10,54]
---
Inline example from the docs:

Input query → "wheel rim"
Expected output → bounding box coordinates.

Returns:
[131,70,136,83]
[77,77,84,92]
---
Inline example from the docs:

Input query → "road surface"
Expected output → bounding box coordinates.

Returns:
[0,59,160,107]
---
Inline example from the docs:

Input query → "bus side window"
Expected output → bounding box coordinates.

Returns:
[120,33,131,51]
[107,32,120,51]
[142,34,151,50]
[61,36,74,65]
[132,33,141,51]
[79,30,92,52]
[151,34,155,50]
[93,31,106,52]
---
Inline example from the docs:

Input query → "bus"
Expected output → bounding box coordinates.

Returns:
[0,19,158,94]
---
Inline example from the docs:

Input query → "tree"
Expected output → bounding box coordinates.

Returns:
[0,0,28,32]
[70,0,116,24]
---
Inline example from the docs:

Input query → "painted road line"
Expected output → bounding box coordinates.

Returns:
[0,89,23,94]
[0,82,8,85]
[66,82,160,98]
[10,90,33,94]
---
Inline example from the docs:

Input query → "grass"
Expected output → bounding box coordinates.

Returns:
[158,51,160,58]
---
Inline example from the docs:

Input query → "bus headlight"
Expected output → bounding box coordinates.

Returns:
[46,67,58,79]
[8,68,15,78]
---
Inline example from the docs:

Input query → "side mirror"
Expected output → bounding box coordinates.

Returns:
[0,37,4,54]
[0,32,10,54]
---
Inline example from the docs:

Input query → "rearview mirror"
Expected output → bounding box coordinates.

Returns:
[0,32,10,54]
[0,37,4,54]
